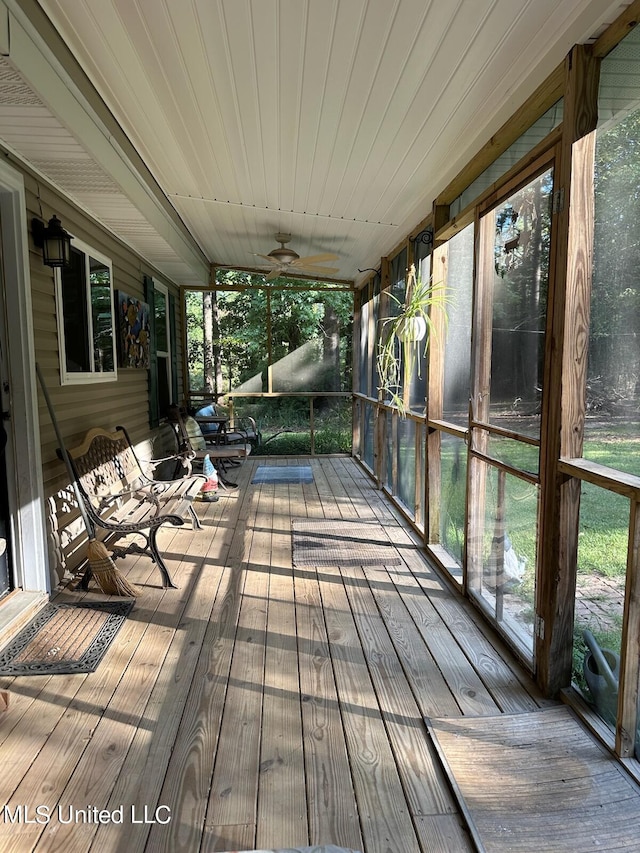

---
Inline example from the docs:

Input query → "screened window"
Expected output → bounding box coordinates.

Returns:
[55,240,116,384]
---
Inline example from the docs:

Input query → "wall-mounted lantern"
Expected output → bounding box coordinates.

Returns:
[31,215,73,268]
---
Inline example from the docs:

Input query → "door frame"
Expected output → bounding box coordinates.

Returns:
[0,159,49,595]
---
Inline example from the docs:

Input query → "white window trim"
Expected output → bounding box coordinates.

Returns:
[55,238,118,385]
[0,160,49,595]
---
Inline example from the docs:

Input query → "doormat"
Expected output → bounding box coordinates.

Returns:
[0,600,134,676]
[222,847,360,853]
[292,518,402,566]
[252,465,314,484]
[427,705,640,852]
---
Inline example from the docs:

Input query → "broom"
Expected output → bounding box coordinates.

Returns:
[36,363,138,597]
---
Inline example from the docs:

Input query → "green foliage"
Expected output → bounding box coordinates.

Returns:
[185,271,353,398]
[589,109,640,405]
[377,264,449,415]
[260,432,312,455]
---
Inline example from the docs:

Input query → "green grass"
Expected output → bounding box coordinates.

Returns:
[259,426,352,456]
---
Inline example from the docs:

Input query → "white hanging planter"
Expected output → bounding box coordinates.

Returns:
[395,315,427,343]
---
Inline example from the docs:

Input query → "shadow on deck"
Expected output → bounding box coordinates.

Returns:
[0,456,631,853]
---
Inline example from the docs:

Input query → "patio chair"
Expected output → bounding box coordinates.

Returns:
[166,405,251,488]
[194,401,262,450]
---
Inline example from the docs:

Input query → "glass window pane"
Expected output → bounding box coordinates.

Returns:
[587,31,640,473]
[313,397,352,454]
[439,433,467,567]
[572,483,625,735]
[358,289,370,394]
[89,256,114,373]
[443,224,474,425]
[271,290,352,393]
[363,403,374,471]
[217,289,269,395]
[370,276,380,397]
[251,397,312,455]
[62,248,90,372]
[384,410,393,492]
[154,288,168,353]
[468,460,538,657]
[450,100,563,217]
[397,418,416,514]
[477,432,540,476]
[487,168,552,439]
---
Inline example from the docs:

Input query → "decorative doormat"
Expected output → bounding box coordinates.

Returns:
[292,518,402,566]
[0,600,134,676]
[427,705,640,852]
[252,465,314,484]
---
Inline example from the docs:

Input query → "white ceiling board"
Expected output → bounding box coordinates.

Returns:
[0,0,629,287]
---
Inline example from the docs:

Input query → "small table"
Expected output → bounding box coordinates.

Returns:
[194,415,229,444]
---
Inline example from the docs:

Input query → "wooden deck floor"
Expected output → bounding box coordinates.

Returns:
[0,456,557,853]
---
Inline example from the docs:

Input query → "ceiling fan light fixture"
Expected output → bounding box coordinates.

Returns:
[267,246,300,264]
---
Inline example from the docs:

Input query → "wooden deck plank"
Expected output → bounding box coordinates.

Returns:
[146,472,260,853]
[369,559,501,717]
[294,571,363,851]
[339,562,459,817]
[33,527,208,853]
[0,545,170,850]
[359,564,462,719]
[413,815,474,852]
[256,484,309,850]
[318,565,422,853]
[0,456,626,853]
[201,483,271,845]
[91,496,235,852]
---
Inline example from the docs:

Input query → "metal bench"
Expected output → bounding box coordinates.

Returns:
[67,425,205,589]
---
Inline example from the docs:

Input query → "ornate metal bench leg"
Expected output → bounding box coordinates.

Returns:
[149,528,177,589]
[188,504,203,530]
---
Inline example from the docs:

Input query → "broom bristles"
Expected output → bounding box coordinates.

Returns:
[86,538,138,597]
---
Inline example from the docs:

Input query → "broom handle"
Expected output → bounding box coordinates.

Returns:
[35,362,96,538]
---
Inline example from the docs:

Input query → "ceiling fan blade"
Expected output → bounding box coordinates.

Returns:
[290,253,339,266]
[293,264,341,276]
[265,268,282,280]
[253,253,280,265]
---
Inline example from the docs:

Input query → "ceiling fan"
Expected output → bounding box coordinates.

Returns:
[253,233,339,280]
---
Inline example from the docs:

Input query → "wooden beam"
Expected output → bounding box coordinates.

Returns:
[593,0,640,59]
[435,63,564,207]
[536,45,600,697]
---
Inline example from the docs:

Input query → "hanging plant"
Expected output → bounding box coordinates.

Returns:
[376,263,449,415]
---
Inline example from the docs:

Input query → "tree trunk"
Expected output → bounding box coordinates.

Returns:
[323,302,340,391]
[203,292,214,397]
[212,291,223,398]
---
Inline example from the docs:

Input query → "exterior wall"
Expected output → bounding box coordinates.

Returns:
[18,162,184,584]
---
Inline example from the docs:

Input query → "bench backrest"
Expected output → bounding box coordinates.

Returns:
[68,427,143,500]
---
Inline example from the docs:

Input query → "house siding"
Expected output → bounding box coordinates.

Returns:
[19,167,185,585]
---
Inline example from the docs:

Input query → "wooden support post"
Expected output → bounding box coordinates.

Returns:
[617,501,640,756]
[427,242,448,544]
[537,44,600,697]
[466,209,495,597]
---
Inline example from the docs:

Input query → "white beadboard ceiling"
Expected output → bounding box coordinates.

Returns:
[0,0,629,286]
